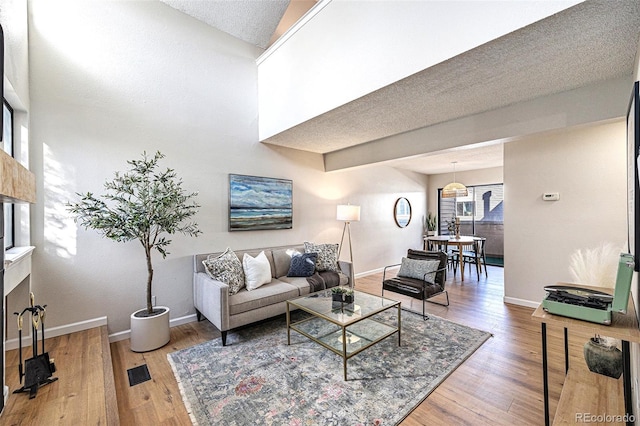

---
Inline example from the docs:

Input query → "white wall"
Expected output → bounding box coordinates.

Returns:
[26,0,427,336]
[503,120,627,306]
[258,0,580,141]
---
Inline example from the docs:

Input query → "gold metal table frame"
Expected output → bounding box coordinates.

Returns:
[286,288,401,380]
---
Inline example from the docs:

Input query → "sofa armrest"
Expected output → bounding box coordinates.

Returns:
[338,260,355,288]
[193,272,230,332]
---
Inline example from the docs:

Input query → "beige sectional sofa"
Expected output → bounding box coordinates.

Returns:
[193,244,354,345]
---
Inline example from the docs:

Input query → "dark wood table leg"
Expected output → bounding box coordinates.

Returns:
[542,322,550,426]
[564,327,569,373]
[623,340,633,426]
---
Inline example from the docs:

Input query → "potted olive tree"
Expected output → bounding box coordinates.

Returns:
[67,151,201,352]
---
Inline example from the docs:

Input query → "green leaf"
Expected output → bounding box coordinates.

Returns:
[66,151,201,307]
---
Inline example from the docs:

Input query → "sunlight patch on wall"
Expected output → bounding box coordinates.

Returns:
[43,144,76,259]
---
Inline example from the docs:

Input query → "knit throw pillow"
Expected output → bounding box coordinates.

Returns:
[287,252,318,277]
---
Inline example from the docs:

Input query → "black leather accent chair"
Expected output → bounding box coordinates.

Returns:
[382,249,449,320]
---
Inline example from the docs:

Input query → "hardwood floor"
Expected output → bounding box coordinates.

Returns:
[3,326,118,425]
[3,265,598,424]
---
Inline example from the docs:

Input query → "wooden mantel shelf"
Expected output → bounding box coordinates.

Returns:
[0,150,35,204]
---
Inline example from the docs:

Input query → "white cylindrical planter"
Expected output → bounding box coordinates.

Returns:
[130,306,171,352]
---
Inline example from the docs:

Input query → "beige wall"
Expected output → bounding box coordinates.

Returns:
[25,0,428,336]
[503,120,627,306]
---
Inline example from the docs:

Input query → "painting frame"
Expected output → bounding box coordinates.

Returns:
[228,174,293,231]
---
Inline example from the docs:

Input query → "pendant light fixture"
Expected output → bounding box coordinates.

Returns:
[442,161,468,198]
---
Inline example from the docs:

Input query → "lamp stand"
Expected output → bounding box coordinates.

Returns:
[338,221,353,264]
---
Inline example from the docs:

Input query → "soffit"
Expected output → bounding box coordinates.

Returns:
[260,1,640,157]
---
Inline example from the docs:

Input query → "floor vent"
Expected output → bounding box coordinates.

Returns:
[127,364,151,387]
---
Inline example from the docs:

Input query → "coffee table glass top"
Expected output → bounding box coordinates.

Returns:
[287,288,398,326]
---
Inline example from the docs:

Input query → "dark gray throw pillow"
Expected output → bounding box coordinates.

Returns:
[287,252,318,277]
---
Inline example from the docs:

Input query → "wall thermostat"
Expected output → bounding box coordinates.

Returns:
[542,192,560,201]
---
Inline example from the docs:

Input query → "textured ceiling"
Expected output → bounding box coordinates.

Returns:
[160,0,290,49]
[261,0,640,157]
[160,0,640,175]
[385,142,505,175]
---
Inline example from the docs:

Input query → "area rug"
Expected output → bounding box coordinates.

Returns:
[168,310,491,425]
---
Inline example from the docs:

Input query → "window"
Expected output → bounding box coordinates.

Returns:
[438,183,504,261]
[3,100,14,250]
[456,201,475,217]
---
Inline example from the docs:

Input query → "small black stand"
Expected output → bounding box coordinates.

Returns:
[13,292,58,399]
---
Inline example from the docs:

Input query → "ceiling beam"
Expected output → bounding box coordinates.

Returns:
[323,76,632,172]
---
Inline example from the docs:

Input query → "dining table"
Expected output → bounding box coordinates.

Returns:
[424,235,476,281]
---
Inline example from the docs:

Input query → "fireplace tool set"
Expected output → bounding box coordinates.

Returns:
[13,292,57,399]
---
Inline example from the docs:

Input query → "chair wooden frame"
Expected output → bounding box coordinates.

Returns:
[459,237,488,278]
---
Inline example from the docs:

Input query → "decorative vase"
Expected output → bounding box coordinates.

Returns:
[583,337,623,379]
[332,293,354,304]
[130,306,171,352]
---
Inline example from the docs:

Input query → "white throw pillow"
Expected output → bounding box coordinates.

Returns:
[243,251,272,291]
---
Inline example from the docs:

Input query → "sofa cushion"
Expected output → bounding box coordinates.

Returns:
[202,248,245,295]
[228,280,299,315]
[278,276,312,296]
[398,257,439,283]
[242,251,272,291]
[272,247,303,278]
[304,242,339,272]
[287,252,317,277]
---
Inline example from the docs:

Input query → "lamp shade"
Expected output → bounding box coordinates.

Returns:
[442,182,468,198]
[337,204,360,222]
[442,161,468,198]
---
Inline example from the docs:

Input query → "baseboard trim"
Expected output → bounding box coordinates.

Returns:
[5,313,201,348]
[5,316,108,351]
[503,296,539,309]
[356,266,398,278]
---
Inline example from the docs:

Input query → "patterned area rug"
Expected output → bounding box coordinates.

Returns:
[168,309,491,425]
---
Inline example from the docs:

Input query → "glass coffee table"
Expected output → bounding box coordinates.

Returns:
[286,288,401,380]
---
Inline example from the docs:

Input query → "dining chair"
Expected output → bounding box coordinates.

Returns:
[441,240,459,277]
[460,237,488,278]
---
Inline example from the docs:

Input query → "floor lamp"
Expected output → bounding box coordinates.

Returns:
[337,204,361,266]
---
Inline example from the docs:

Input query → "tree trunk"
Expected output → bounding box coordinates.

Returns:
[146,247,154,314]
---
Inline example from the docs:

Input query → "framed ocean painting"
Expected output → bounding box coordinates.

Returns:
[228,174,293,231]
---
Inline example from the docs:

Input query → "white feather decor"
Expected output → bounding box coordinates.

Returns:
[568,243,625,288]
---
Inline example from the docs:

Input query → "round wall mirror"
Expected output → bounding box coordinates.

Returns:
[394,197,412,228]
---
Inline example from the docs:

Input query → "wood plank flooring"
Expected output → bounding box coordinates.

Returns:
[3,326,117,425]
[2,265,605,424]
